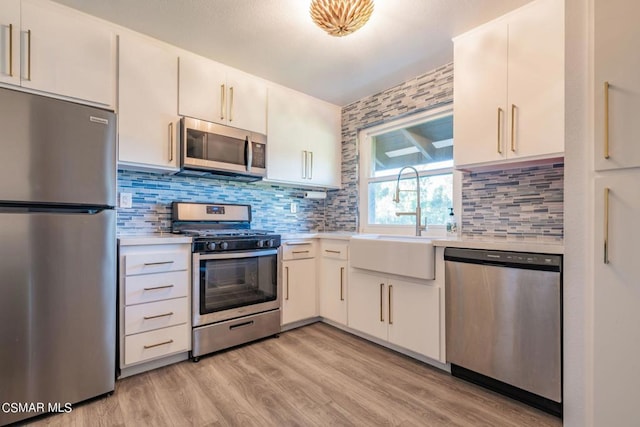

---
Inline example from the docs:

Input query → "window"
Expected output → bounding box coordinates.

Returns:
[359,105,454,233]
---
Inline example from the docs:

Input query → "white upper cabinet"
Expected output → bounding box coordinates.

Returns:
[453,0,564,169]
[118,32,179,172]
[266,84,342,189]
[0,0,20,86]
[179,52,267,134]
[594,0,640,170]
[0,0,115,107]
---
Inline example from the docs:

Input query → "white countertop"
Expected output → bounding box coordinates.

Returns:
[432,236,564,254]
[280,232,355,241]
[118,233,192,246]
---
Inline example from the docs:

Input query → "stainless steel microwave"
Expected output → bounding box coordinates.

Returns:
[177,117,267,182]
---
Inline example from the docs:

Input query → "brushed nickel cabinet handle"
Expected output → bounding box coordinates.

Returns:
[285,242,311,246]
[388,284,393,325]
[143,339,173,349]
[143,311,174,320]
[285,266,290,300]
[168,122,174,162]
[292,250,310,255]
[497,107,503,154]
[325,249,341,254]
[340,267,344,301]
[220,84,226,120]
[604,187,610,264]
[229,86,234,122]
[604,81,610,159]
[379,283,384,322]
[308,151,313,180]
[143,284,174,291]
[510,104,517,152]
[144,260,174,266]
[8,23,13,77]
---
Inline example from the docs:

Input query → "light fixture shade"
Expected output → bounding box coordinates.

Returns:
[310,0,375,37]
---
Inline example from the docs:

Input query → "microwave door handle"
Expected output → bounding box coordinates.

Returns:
[245,136,253,172]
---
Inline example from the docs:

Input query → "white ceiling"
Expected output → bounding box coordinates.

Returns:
[52,0,533,106]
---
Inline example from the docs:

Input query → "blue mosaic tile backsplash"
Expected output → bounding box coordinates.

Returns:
[117,170,325,234]
[461,163,564,238]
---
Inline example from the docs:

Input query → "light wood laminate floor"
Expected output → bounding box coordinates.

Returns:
[27,323,561,426]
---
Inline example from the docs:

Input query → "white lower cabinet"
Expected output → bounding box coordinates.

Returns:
[319,240,349,325]
[281,240,317,325]
[118,238,191,376]
[348,268,441,361]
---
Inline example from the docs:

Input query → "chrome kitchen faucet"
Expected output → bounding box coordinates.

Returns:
[393,166,426,236]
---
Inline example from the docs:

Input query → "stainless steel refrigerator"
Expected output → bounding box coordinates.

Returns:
[0,88,116,426]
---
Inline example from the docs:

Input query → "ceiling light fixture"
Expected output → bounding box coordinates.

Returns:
[310,0,375,37]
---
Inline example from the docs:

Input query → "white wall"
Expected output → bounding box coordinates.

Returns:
[563,0,591,425]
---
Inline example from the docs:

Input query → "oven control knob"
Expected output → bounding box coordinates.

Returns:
[257,240,265,248]
[207,242,217,250]
[219,241,229,250]
[267,239,275,247]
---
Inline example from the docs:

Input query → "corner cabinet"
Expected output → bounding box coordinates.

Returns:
[0,0,115,107]
[281,240,318,326]
[118,238,191,377]
[118,31,180,172]
[348,268,441,361]
[179,52,267,134]
[453,0,564,169]
[266,84,342,189]
[318,240,348,325]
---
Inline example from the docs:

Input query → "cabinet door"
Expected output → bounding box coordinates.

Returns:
[304,96,341,188]
[21,0,115,106]
[0,0,20,86]
[507,0,564,160]
[453,21,508,167]
[282,259,317,325]
[225,69,267,134]
[319,258,347,325]
[594,0,640,170]
[593,172,640,424]
[266,85,311,184]
[179,52,226,124]
[387,278,440,360]
[347,269,387,341]
[118,32,179,171]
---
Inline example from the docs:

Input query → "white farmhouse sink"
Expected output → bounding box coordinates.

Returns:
[350,235,435,280]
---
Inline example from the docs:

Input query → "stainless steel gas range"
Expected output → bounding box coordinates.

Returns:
[172,202,281,361]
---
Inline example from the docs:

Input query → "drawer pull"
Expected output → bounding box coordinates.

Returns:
[325,249,341,254]
[292,250,310,255]
[379,283,384,322]
[143,284,175,291]
[604,81,610,159]
[143,339,173,349]
[144,260,175,266]
[8,24,13,77]
[143,311,174,320]
[230,320,254,330]
[388,285,393,325]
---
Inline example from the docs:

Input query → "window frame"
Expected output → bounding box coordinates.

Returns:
[358,104,460,236]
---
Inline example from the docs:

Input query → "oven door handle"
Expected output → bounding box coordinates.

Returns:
[195,249,278,260]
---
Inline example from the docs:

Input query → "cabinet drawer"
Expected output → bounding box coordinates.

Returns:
[282,241,316,260]
[125,251,188,276]
[321,242,348,260]
[124,297,189,335]
[124,323,189,365]
[124,270,188,305]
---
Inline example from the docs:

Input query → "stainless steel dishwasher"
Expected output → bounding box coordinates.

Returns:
[444,248,562,417]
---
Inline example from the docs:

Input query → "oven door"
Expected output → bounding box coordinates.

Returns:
[193,249,280,326]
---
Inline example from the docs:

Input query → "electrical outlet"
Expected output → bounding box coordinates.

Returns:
[290,202,298,214]
[119,192,133,209]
